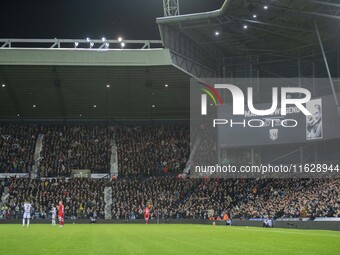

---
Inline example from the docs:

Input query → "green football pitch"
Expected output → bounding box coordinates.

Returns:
[1,224,339,255]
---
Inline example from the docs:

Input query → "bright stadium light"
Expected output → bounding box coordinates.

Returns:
[152,104,155,108]
[118,37,123,42]
[165,84,168,88]
[121,42,125,48]
[253,14,257,18]
[264,5,268,10]
[215,31,220,36]
[106,84,110,88]
[33,104,36,108]
[1,84,5,88]
[243,25,248,29]
[102,37,106,42]
[93,105,97,108]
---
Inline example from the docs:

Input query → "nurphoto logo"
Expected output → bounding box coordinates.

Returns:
[200,83,312,128]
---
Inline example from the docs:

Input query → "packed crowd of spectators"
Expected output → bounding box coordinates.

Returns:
[39,125,113,177]
[111,177,197,219]
[0,124,38,174]
[0,123,338,221]
[1,176,338,221]
[230,179,340,219]
[0,123,190,178]
[176,179,234,219]
[190,124,218,175]
[116,125,189,177]
[2,177,105,220]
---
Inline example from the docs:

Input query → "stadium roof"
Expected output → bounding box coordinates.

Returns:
[0,49,190,120]
[1,0,340,120]
[157,0,340,75]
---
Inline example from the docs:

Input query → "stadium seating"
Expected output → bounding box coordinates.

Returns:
[4,177,105,219]
[1,123,189,178]
[0,124,38,174]
[0,123,339,221]
[116,125,189,177]
[2,176,339,220]
[230,179,339,219]
[39,125,113,177]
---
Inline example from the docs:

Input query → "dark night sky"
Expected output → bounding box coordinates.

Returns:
[0,0,224,40]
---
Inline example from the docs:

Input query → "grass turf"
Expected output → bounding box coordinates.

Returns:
[1,224,339,255]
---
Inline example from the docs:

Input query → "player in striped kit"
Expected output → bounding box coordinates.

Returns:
[22,201,32,227]
[51,204,57,226]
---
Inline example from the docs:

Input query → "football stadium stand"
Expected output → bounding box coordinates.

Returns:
[1,176,338,220]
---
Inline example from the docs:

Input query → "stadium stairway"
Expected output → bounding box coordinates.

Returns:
[183,138,200,175]
[104,186,112,219]
[110,135,118,176]
[33,134,44,178]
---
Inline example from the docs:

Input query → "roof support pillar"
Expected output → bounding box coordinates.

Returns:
[314,21,340,117]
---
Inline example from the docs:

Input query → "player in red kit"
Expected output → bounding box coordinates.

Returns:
[143,203,152,224]
[58,201,64,227]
